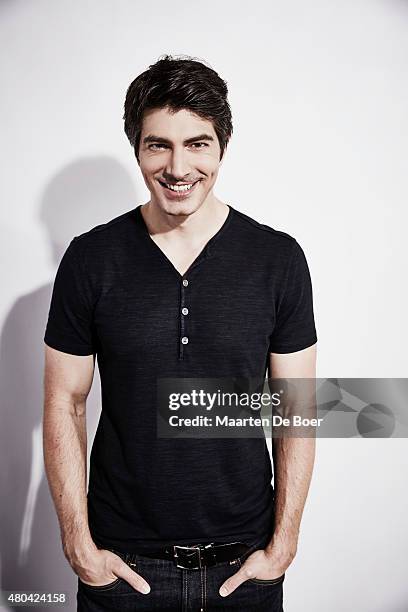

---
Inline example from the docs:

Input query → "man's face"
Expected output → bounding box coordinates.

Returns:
[138,107,222,217]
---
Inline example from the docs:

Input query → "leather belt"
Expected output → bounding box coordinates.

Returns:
[138,541,250,570]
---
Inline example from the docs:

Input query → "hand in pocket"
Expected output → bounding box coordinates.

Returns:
[76,548,151,594]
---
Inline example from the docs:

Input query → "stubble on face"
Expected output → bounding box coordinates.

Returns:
[138,107,222,219]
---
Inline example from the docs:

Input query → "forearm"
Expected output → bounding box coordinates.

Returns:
[266,436,316,557]
[43,395,96,563]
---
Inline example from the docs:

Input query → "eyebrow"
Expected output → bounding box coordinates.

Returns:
[142,133,215,146]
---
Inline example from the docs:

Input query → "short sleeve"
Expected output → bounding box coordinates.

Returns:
[44,239,97,356]
[269,240,317,354]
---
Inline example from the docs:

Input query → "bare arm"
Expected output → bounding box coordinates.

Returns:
[218,343,317,597]
[43,345,96,564]
[266,343,317,564]
[42,345,150,593]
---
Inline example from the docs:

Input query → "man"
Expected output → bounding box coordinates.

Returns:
[43,54,317,612]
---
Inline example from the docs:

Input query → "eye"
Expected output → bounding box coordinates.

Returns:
[190,142,209,149]
[148,143,168,150]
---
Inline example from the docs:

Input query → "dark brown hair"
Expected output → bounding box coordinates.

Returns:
[123,54,233,162]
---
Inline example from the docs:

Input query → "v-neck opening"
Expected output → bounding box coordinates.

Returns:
[133,204,234,279]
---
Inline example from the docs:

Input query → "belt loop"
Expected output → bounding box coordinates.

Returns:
[127,552,137,568]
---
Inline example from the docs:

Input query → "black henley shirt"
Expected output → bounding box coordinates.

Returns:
[44,204,317,553]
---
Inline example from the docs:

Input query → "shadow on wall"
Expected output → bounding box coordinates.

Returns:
[0,157,137,611]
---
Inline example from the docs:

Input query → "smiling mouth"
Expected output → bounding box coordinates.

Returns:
[158,179,200,193]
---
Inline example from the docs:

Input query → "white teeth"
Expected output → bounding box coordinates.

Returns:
[164,182,195,192]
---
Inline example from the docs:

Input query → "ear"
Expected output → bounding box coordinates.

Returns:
[219,145,228,166]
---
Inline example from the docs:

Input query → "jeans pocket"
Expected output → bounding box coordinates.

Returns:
[236,556,286,586]
[246,574,285,586]
[78,576,123,592]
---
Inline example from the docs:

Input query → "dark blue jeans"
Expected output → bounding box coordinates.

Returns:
[76,536,285,611]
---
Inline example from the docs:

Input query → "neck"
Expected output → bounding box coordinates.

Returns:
[141,197,229,246]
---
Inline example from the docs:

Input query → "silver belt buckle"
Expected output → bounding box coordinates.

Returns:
[173,544,202,569]
[173,543,216,569]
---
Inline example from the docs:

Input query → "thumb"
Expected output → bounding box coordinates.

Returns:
[219,562,256,597]
[115,559,151,595]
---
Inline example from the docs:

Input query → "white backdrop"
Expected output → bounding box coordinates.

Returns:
[1,0,407,610]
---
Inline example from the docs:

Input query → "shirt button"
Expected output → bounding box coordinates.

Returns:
[181,336,189,345]
[182,279,189,287]
[182,307,189,316]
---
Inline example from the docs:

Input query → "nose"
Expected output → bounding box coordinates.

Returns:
[165,147,191,181]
